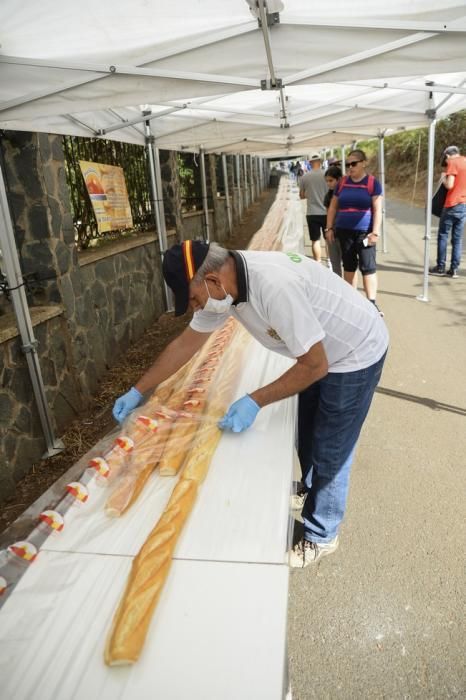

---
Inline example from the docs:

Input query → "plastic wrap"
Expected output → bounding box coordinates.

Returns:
[104,323,251,665]
[0,176,300,657]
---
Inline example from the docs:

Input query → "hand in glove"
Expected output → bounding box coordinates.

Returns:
[112,387,143,424]
[218,394,260,433]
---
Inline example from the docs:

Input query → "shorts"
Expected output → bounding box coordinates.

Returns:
[306,215,327,242]
[336,228,377,275]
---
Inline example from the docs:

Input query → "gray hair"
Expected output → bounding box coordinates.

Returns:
[192,242,230,284]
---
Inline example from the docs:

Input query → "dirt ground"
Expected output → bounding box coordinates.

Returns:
[0,188,277,534]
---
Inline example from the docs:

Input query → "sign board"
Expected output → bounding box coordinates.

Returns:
[79,161,133,233]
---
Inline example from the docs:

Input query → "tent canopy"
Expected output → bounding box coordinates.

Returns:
[1,0,466,155]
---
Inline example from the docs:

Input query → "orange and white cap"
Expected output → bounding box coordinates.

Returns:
[136,415,158,432]
[115,436,135,452]
[66,482,89,502]
[8,541,38,562]
[39,510,65,532]
[88,457,110,477]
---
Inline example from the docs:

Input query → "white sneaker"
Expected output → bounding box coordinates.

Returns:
[289,536,339,568]
[290,490,307,510]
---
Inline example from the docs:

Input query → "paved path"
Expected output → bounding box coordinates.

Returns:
[289,200,465,699]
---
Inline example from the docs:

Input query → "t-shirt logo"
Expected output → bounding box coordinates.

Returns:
[267,327,282,341]
[285,252,302,263]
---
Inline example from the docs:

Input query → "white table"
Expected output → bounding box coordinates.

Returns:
[0,341,296,700]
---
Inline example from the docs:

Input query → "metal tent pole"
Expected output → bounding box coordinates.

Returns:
[222,154,233,235]
[250,156,255,202]
[144,116,172,310]
[340,145,346,173]
[243,154,249,208]
[235,155,243,219]
[417,106,436,303]
[199,147,211,243]
[0,162,63,457]
[378,132,388,253]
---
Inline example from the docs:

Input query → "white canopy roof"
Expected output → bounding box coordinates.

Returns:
[1,0,466,155]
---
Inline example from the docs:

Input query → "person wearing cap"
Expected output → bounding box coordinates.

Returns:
[113,240,389,568]
[429,145,466,278]
[299,154,329,265]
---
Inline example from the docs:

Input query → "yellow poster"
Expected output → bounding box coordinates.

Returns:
[79,161,133,233]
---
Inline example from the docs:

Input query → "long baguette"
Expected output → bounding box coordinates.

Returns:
[104,326,249,664]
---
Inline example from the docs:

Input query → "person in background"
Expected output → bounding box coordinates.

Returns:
[326,149,383,314]
[429,145,466,278]
[323,165,343,276]
[299,154,328,264]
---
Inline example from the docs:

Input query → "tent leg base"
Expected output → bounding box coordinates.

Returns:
[42,440,65,458]
[416,294,429,303]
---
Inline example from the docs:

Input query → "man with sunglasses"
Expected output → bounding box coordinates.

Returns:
[326,149,383,313]
[113,240,389,568]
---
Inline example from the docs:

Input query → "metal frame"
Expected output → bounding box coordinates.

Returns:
[257,0,289,128]
[378,132,387,254]
[284,32,435,85]
[249,156,255,203]
[144,117,172,310]
[199,147,211,243]
[340,145,346,172]
[221,154,233,235]
[243,154,249,209]
[281,16,464,32]
[417,105,436,303]
[0,162,64,457]
[235,154,243,220]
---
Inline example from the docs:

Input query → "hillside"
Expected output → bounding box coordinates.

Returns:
[359,110,466,207]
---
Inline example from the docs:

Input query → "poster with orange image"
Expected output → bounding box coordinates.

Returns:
[79,161,133,233]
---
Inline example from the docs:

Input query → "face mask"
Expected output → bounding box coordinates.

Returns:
[203,280,234,314]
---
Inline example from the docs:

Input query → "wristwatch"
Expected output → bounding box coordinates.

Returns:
[324,227,334,233]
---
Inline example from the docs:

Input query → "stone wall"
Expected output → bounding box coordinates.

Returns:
[0,309,81,500]
[0,130,268,503]
[78,236,164,379]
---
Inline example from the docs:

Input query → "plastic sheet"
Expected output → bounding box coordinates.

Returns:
[0,176,301,651]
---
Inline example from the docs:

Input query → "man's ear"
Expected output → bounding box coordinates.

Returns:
[204,272,222,288]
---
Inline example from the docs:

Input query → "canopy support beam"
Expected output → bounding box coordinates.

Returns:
[199,147,211,243]
[257,0,288,128]
[0,160,64,458]
[378,131,387,253]
[340,145,346,172]
[144,115,172,310]
[236,155,243,220]
[221,154,233,235]
[417,104,436,303]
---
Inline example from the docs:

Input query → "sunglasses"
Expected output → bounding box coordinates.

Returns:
[347,160,363,167]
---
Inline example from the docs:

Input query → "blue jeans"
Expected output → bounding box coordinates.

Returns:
[437,203,466,270]
[297,352,387,543]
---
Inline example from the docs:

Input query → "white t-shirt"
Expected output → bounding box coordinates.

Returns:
[190,251,389,373]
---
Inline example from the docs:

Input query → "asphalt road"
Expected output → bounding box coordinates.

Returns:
[288,200,466,699]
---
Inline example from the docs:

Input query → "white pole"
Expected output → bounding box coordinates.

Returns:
[222,154,233,235]
[243,154,249,208]
[378,133,387,253]
[340,145,346,173]
[0,163,63,456]
[250,156,255,202]
[235,155,243,219]
[199,147,210,243]
[144,117,172,310]
[417,110,436,303]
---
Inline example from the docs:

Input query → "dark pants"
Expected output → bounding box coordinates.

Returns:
[297,351,387,542]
